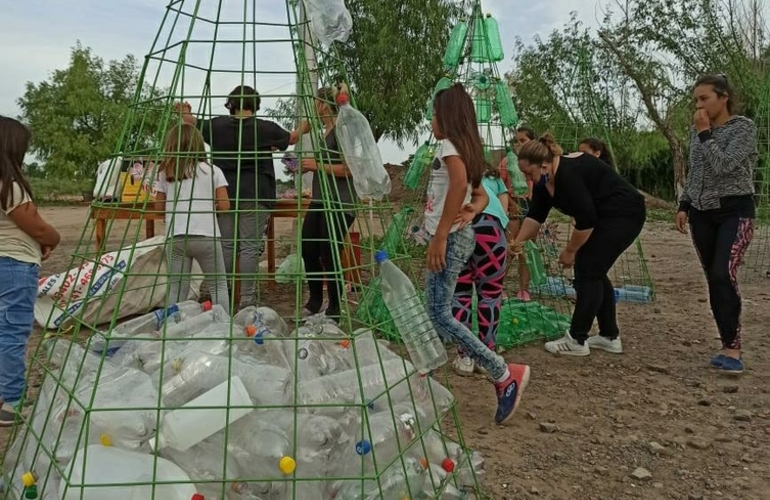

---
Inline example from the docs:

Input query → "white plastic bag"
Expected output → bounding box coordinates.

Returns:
[35,236,201,330]
[302,0,353,47]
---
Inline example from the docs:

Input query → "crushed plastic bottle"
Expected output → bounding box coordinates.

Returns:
[375,250,448,373]
[301,0,352,47]
[335,92,392,201]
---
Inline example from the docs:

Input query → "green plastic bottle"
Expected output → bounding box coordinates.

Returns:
[425,75,453,121]
[473,73,491,91]
[443,20,468,70]
[404,142,433,190]
[485,14,504,62]
[483,144,493,164]
[470,15,490,62]
[380,206,414,255]
[524,241,547,288]
[475,95,491,123]
[505,148,528,196]
[494,80,519,128]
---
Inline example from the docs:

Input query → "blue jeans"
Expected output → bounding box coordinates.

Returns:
[0,257,39,404]
[425,228,507,380]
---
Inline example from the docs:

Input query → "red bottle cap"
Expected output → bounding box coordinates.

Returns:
[201,301,212,311]
[441,457,455,472]
[336,93,350,106]
[191,495,205,500]
[245,325,256,337]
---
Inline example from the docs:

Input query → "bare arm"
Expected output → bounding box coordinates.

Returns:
[513,217,542,244]
[8,202,61,248]
[215,186,230,211]
[565,228,593,254]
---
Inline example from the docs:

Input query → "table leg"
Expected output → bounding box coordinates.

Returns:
[146,220,155,239]
[267,216,276,290]
[95,219,106,253]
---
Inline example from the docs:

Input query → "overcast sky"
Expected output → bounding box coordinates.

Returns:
[0,0,605,172]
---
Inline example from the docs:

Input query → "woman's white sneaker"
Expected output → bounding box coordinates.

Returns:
[544,333,590,357]
[586,335,623,354]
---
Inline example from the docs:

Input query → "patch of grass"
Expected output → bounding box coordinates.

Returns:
[646,207,676,223]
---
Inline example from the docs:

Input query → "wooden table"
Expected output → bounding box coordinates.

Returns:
[91,202,163,252]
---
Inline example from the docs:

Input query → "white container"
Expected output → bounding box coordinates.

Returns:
[61,444,197,500]
[150,376,253,452]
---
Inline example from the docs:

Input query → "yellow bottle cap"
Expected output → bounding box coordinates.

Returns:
[21,472,36,487]
[100,434,112,446]
[278,456,296,475]
[171,358,182,372]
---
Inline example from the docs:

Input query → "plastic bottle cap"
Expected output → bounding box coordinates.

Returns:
[338,339,350,349]
[21,472,36,487]
[99,434,112,446]
[278,456,296,475]
[374,249,388,264]
[245,325,256,337]
[254,332,265,346]
[355,440,372,455]
[441,458,455,472]
[24,485,37,499]
[419,457,429,469]
[201,301,212,312]
[191,494,205,500]
[336,93,350,106]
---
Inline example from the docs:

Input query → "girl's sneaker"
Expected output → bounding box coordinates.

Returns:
[516,290,532,302]
[544,333,590,357]
[452,355,475,377]
[719,357,744,375]
[0,403,20,427]
[494,363,530,425]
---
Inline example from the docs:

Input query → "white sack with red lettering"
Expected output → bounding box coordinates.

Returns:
[34,236,201,329]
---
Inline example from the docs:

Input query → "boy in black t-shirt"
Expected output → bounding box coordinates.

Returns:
[176,86,302,309]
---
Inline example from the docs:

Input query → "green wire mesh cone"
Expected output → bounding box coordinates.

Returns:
[1,2,486,499]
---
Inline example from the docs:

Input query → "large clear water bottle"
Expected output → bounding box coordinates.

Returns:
[374,250,447,373]
[335,93,392,201]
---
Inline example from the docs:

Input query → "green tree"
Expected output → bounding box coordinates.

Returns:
[269,0,462,145]
[18,43,162,180]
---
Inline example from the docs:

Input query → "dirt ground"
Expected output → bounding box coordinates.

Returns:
[3,206,770,500]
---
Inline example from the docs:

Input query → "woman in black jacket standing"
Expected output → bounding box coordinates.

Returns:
[676,74,757,375]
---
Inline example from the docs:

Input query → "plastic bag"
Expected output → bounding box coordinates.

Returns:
[276,253,305,284]
[302,0,353,47]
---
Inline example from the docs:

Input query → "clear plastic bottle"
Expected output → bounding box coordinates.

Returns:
[484,14,504,62]
[301,0,353,47]
[61,444,198,500]
[111,300,213,338]
[352,408,419,472]
[442,19,468,70]
[404,142,433,190]
[374,250,447,374]
[150,376,254,452]
[335,93,392,201]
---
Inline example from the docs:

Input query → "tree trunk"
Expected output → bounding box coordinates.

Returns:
[598,31,687,202]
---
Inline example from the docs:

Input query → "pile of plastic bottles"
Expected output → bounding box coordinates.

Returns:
[2,301,484,500]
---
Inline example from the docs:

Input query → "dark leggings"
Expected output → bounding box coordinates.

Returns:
[570,213,645,343]
[689,208,754,350]
[452,214,508,351]
[301,205,355,316]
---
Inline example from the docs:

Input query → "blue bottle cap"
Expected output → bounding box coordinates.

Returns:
[355,440,372,455]
[374,250,388,264]
[254,332,265,345]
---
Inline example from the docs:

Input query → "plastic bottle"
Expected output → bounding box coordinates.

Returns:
[61,444,198,500]
[301,0,353,47]
[494,80,519,128]
[524,241,547,288]
[475,95,491,123]
[335,92,392,201]
[403,142,433,190]
[379,206,415,256]
[425,75,453,121]
[234,306,289,336]
[159,304,229,339]
[150,376,253,452]
[470,14,490,63]
[485,14,504,62]
[505,147,528,197]
[614,285,652,304]
[442,19,468,70]
[162,352,290,408]
[353,408,419,471]
[334,456,427,500]
[375,250,447,374]
[224,413,296,481]
[111,300,213,338]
